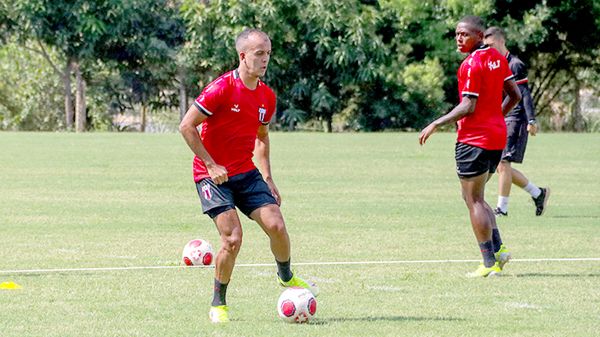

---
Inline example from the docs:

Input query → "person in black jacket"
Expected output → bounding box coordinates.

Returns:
[484,26,550,217]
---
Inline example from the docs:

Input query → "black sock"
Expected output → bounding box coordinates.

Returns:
[478,240,496,268]
[211,279,228,306]
[492,229,503,253]
[276,259,293,282]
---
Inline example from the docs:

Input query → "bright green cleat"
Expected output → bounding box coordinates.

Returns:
[209,305,230,323]
[278,273,319,297]
[495,244,511,270]
[466,262,502,278]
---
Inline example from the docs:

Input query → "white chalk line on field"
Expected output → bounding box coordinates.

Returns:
[1,257,600,275]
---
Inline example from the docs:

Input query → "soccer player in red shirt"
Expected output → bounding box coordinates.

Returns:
[179,28,318,323]
[418,16,522,277]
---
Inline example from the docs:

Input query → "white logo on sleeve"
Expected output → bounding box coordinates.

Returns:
[231,104,240,113]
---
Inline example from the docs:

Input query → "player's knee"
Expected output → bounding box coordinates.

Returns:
[222,234,243,254]
[471,199,488,212]
[267,221,287,238]
[463,193,485,207]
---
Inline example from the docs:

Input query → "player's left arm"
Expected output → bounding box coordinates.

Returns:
[513,61,538,135]
[255,125,281,205]
[520,84,537,136]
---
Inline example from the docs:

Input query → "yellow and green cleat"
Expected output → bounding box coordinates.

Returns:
[466,262,502,278]
[495,244,511,270]
[278,273,319,297]
[209,305,230,323]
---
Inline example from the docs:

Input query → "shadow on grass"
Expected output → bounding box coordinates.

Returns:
[514,273,600,278]
[313,316,466,324]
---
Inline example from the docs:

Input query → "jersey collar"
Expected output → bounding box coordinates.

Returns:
[232,68,263,89]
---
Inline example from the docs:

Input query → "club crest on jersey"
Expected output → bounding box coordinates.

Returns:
[258,107,267,122]
[201,183,212,200]
[231,104,240,113]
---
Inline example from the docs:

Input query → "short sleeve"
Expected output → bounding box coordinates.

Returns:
[194,78,227,117]
[263,91,277,125]
[461,58,481,98]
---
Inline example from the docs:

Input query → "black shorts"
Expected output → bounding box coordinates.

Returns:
[196,169,277,219]
[502,120,528,163]
[455,142,502,179]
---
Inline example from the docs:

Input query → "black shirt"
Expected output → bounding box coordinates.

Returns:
[506,53,536,122]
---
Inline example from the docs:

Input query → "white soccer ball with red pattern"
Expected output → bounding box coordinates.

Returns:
[182,239,213,266]
[277,287,317,323]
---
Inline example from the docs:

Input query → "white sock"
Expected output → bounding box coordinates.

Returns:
[497,196,509,212]
[524,182,541,198]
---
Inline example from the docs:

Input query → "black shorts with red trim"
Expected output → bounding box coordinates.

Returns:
[455,142,502,179]
[195,169,277,219]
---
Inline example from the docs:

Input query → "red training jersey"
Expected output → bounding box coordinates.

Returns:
[192,69,277,182]
[456,45,514,150]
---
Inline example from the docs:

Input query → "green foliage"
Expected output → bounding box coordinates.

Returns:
[15,0,107,58]
[0,41,64,130]
[4,0,185,131]
[100,1,185,125]
[489,0,600,130]
[1,0,599,132]
[398,58,449,129]
[280,107,306,131]
[443,0,494,18]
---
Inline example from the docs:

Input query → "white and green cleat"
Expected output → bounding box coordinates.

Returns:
[466,262,502,278]
[278,273,319,297]
[209,305,230,323]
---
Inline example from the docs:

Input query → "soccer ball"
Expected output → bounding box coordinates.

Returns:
[181,239,213,266]
[277,287,317,323]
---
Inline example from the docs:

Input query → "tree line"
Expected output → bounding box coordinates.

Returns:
[1,0,599,132]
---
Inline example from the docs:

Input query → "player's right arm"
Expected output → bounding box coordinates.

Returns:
[418,96,477,145]
[179,105,228,184]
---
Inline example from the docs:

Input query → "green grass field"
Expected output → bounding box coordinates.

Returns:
[1,132,599,337]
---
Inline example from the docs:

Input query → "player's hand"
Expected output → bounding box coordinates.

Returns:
[207,163,228,185]
[418,123,437,145]
[528,123,538,136]
[265,177,281,206]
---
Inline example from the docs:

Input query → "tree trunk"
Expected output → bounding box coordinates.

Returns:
[178,69,188,121]
[63,60,74,130]
[74,61,87,132]
[141,103,147,132]
[571,77,584,132]
[325,115,332,133]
